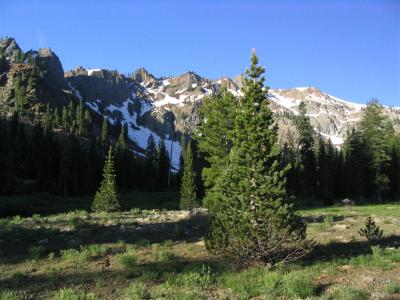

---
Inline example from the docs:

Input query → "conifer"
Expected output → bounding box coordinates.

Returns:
[205,51,309,264]
[91,147,120,212]
[179,140,197,209]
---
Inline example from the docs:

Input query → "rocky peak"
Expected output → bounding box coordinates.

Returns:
[233,74,245,89]
[0,37,21,59]
[133,67,157,87]
[219,77,239,91]
[66,67,138,106]
[175,71,202,85]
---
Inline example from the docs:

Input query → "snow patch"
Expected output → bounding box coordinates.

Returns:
[67,81,83,101]
[86,101,100,113]
[87,69,101,76]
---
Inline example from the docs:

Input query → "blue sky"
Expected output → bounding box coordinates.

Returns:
[1,0,399,106]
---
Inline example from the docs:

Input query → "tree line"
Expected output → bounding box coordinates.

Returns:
[180,84,400,207]
[0,104,176,196]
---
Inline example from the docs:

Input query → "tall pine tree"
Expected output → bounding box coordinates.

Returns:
[206,51,309,264]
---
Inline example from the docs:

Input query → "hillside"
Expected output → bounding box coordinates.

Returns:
[1,37,399,167]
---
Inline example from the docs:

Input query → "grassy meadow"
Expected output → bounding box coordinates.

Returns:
[0,195,400,299]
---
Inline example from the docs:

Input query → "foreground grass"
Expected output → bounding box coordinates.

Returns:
[0,203,399,299]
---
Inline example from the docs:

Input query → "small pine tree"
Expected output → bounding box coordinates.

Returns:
[179,140,197,210]
[91,147,120,212]
[358,216,383,243]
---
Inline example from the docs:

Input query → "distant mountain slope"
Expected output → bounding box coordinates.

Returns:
[1,37,399,166]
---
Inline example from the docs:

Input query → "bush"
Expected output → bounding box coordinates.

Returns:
[358,216,383,242]
[281,270,317,299]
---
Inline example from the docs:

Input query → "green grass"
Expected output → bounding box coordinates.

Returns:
[300,203,400,218]
[0,290,18,300]
[60,245,111,264]
[1,202,400,299]
[386,283,400,295]
[53,288,97,300]
[281,269,317,298]
[121,282,150,300]
[324,286,370,300]
[28,245,47,261]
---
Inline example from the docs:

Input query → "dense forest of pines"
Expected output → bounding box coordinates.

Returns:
[192,92,400,207]
[0,68,399,206]
[0,102,174,196]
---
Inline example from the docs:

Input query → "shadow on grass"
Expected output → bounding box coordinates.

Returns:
[0,254,228,296]
[304,234,400,264]
[0,191,179,217]
[0,211,208,265]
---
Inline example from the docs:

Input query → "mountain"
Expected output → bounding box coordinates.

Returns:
[1,37,399,167]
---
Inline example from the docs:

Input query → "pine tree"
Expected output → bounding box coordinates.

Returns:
[388,135,400,200]
[358,216,383,243]
[116,126,127,153]
[195,86,238,196]
[205,51,309,264]
[316,137,335,205]
[179,140,197,209]
[91,147,120,212]
[14,76,27,111]
[144,134,158,190]
[157,139,170,189]
[101,117,109,146]
[359,100,394,201]
[295,101,317,199]
[83,109,92,137]
[177,135,187,188]
[62,106,69,130]
[343,128,369,200]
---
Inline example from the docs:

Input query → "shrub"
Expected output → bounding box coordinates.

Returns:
[53,288,97,300]
[281,270,317,299]
[358,216,383,242]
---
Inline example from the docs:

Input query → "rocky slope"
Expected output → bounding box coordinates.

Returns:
[1,37,399,166]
